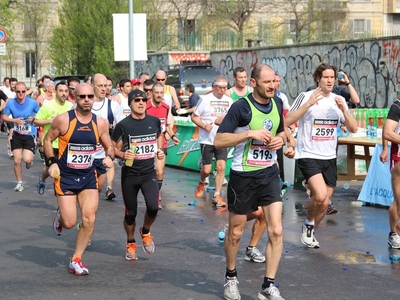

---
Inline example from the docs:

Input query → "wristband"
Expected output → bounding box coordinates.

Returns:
[171,134,176,139]
[345,82,350,86]
[107,154,115,161]
[46,156,57,167]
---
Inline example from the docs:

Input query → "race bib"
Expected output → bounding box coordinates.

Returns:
[123,108,131,117]
[129,134,157,160]
[160,118,166,133]
[14,120,31,135]
[95,142,103,153]
[210,100,229,117]
[311,119,338,141]
[66,143,95,169]
[246,140,276,167]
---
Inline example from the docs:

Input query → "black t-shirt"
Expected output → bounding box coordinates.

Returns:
[188,93,200,109]
[0,90,7,101]
[111,115,161,175]
[217,94,284,178]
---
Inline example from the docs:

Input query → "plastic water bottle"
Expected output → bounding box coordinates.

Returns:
[337,125,341,137]
[371,124,377,140]
[366,123,371,139]
[218,224,228,242]
[390,254,400,262]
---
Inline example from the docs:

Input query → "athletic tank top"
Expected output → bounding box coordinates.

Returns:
[163,85,173,108]
[231,97,280,173]
[146,100,170,148]
[229,86,252,102]
[57,110,99,177]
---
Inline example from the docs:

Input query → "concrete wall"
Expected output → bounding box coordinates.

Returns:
[136,37,400,108]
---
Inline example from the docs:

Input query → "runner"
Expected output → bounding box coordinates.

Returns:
[111,89,165,260]
[44,83,115,275]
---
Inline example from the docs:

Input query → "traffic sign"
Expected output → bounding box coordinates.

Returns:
[0,28,7,43]
[0,43,6,56]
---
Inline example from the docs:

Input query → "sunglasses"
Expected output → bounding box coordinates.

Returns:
[16,90,26,94]
[77,94,95,99]
[156,78,166,81]
[144,88,153,93]
[133,98,147,103]
[69,86,76,90]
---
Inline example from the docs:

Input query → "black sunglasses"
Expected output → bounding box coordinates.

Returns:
[77,94,95,99]
[133,98,147,103]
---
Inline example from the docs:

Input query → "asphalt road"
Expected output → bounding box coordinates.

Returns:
[1,133,400,300]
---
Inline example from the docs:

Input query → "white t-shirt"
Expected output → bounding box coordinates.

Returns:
[91,98,123,159]
[119,93,130,117]
[193,93,233,145]
[291,90,347,160]
[277,90,290,111]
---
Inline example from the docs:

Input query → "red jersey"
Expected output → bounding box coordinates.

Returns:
[146,100,170,148]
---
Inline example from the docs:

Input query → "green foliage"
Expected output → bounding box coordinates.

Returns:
[48,0,130,79]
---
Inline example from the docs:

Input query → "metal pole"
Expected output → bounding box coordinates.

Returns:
[129,0,135,79]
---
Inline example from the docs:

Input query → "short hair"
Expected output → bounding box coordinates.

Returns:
[152,83,164,91]
[41,75,51,81]
[10,77,18,83]
[43,80,55,89]
[313,63,337,84]
[185,83,195,93]
[56,81,68,90]
[214,75,227,83]
[84,74,92,83]
[68,77,80,85]
[143,79,154,87]
[3,77,10,82]
[233,67,246,78]
[105,75,113,83]
[139,72,150,78]
[251,64,274,81]
[119,79,131,88]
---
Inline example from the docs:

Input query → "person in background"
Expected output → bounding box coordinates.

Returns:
[336,70,360,108]
[154,70,181,110]
[131,78,141,91]
[84,74,92,84]
[176,83,200,115]
[2,82,40,192]
[34,81,73,195]
[114,79,132,117]
[191,75,233,207]
[138,72,150,90]
[67,77,81,104]
[380,94,400,249]
[225,67,252,102]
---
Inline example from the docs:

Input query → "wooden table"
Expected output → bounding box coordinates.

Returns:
[337,136,379,181]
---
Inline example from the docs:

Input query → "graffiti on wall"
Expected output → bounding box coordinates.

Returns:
[213,39,400,108]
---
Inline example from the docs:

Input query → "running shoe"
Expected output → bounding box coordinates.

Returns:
[258,283,285,300]
[224,276,241,300]
[125,242,138,260]
[26,162,32,169]
[105,187,116,200]
[195,181,206,198]
[140,226,155,254]
[36,178,46,195]
[204,176,209,185]
[388,233,400,249]
[301,224,320,248]
[7,147,13,157]
[245,247,265,263]
[326,203,338,215]
[14,182,24,192]
[212,194,227,207]
[68,257,89,275]
[53,208,63,236]
[38,148,45,161]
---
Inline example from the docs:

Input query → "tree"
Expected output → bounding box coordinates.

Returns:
[201,0,260,48]
[0,0,19,77]
[276,0,349,43]
[48,0,129,79]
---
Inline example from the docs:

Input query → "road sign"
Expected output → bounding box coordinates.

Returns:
[0,43,6,56]
[0,28,6,43]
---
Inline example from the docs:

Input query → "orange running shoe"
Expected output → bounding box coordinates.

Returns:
[195,181,206,198]
[125,242,138,260]
[140,227,155,254]
[212,194,227,207]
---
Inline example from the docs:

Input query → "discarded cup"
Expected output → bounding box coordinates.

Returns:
[207,186,216,191]
[351,201,363,207]
[343,183,350,190]
[188,200,197,206]
[218,231,225,242]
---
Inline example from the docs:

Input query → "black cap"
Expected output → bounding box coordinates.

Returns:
[128,89,147,106]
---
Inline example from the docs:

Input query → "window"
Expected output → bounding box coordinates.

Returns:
[24,22,35,39]
[349,19,371,37]
[25,52,36,78]
[178,19,198,46]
